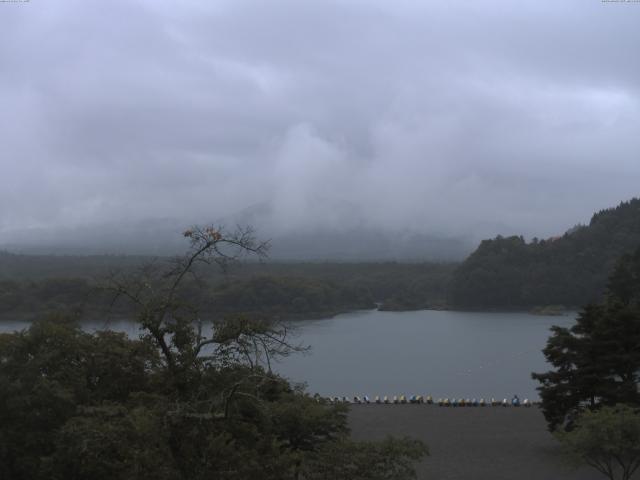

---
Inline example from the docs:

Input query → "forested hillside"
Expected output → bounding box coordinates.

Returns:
[0,256,453,320]
[0,275,375,321]
[451,198,640,309]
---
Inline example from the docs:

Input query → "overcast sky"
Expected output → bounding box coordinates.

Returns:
[1,0,639,248]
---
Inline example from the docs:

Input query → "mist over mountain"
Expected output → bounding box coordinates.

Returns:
[0,225,474,261]
[1,199,476,260]
[2,2,640,256]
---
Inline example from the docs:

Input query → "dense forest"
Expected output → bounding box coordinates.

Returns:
[0,256,453,321]
[451,198,640,309]
[0,275,373,321]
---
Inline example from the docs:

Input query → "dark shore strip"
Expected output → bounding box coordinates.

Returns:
[348,405,604,480]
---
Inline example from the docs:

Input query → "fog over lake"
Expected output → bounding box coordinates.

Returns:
[1,309,575,400]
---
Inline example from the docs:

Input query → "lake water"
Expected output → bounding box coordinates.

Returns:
[275,309,577,400]
[0,309,576,400]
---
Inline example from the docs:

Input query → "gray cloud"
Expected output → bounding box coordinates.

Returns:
[1,0,639,253]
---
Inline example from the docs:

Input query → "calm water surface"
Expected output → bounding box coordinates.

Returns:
[1,309,576,400]
[275,309,576,400]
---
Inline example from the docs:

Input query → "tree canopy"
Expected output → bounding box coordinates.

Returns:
[452,198,640,309]
[0,225,427,480]
[557,405,640,480]
[532,246,640,431]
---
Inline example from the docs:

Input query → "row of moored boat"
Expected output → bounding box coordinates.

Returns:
[326,395,533,407]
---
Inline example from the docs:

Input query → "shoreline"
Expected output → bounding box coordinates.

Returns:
[0,305,578,325]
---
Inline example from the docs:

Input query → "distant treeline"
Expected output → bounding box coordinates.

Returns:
[3,198,640,316]
[0,251,146,280]
[0,278,94,318]
[229,262,453,311]
[450,198,640,309]
[0,259,455,320]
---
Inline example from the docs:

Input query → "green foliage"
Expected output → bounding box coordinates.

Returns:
[532,246,640,431]
[0,278,93,316]
[0,261,455,321]
[452,198,640,308]
[209,275,375,318]
[0,316,159,480]
[0,226,428,479]
[0,315,427,479]
[556,405,640,480]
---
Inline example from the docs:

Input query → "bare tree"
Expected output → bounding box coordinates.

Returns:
[103,224,303,379]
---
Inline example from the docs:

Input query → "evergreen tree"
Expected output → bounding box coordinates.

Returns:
[533,246,640,431]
